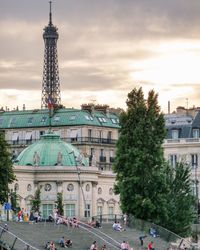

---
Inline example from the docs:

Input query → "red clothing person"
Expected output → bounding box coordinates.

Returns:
[147,241,154,250]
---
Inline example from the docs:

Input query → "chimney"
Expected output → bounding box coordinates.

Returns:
[94,104,109,114]
[168,101,170,114]
[81,103,95,113]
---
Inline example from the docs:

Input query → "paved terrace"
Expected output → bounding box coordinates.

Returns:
[0,221,173,250]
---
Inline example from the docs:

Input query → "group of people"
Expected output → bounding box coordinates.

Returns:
[45,236,72,249]
[90,241,107,250]
[17,208,42,223]
[120,240,133,250]
[88,217,101,228]
[58,236,72,248]
[45,241,57,250]
[112,221,123,232]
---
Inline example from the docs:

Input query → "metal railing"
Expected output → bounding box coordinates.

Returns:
[0,224,39,250]
[7,136,117,146]
[91,214,198,250]
[164,138,200,144]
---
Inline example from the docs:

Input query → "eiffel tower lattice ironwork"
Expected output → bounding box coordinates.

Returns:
[41,1,61,109]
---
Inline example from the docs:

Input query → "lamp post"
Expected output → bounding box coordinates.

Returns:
[70,151,87,218]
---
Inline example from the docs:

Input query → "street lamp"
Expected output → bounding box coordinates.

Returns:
[69,151,88,218]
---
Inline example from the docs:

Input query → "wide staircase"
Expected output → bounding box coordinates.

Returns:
[0,220,186,250]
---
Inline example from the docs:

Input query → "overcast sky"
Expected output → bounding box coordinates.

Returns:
[1,0,200,113]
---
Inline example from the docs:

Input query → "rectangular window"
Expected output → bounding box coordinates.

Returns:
[99,131,102,140]
[172,130,179,139]
[111,118,116,124]
[25,131,32,144]
[40,131,45,137]
[97,206,103,216]
[65,204,75,217]
[12,132,19,145]
[88,129,92,140]
[191,154,198,168]
[27,117,34,124]
[42,204,53,219]
[41,116,47,123]
[84,204,90,218]
[170,154,177,167]
[110,150,114,163]
[108,207,114,219]
[107,131,112,141]
[193,129,199,139]
[90,148,95,156]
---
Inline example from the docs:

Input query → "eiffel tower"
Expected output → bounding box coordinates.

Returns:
[41,1,61,109]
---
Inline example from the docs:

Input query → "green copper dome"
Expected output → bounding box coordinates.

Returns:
[15,132,89,167]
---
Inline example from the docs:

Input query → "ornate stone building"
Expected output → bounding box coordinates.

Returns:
[7,131,120,220]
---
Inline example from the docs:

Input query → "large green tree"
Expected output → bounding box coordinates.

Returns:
[113,88,169,225]
[0,132,16,204]
[163,162,195,237]
[114,87,195,235]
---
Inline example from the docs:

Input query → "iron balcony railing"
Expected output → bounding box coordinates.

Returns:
[6,136,117,146]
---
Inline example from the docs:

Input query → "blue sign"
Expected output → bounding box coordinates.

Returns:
[4,203,11,210]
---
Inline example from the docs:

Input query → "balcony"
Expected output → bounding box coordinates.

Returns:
[97,162,113,171]
[7,136,117,146]
[164,138,200,144]
[99,156,106,163]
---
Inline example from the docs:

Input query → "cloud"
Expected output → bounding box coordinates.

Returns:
[0,0,200,112]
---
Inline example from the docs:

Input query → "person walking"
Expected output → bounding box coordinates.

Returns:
[139,235,147,246]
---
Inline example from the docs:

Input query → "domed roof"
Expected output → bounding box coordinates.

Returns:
[14,132,89,167]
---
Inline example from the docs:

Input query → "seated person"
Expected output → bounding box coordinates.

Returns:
[147,241,155,250]
[65,239,72,248]
[45,241,56,250]
[45,241,50,249]
[62,217,70,227]
[58,237,65,247]
[90,241,98,250]
[113,221,123,231]
[120,241,129,250]
[95,220,101,228]
[149,227,158,237]
[101,244,107,250]
[117,221,123,231]
[89,217,96,227]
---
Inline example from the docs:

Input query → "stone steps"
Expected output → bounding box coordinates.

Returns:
[0,221,170,250]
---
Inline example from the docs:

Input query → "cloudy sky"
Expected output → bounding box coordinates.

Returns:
[1,0,200,113]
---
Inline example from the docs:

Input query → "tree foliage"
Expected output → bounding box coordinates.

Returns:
[56,192,64,216]
[113,87,195,236]
[31,187,41,212]
[10,190,19,213]
[163,162,195,237]
[0,132,16,204]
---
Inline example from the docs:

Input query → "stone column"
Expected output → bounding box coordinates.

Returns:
[91,181,98,216]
